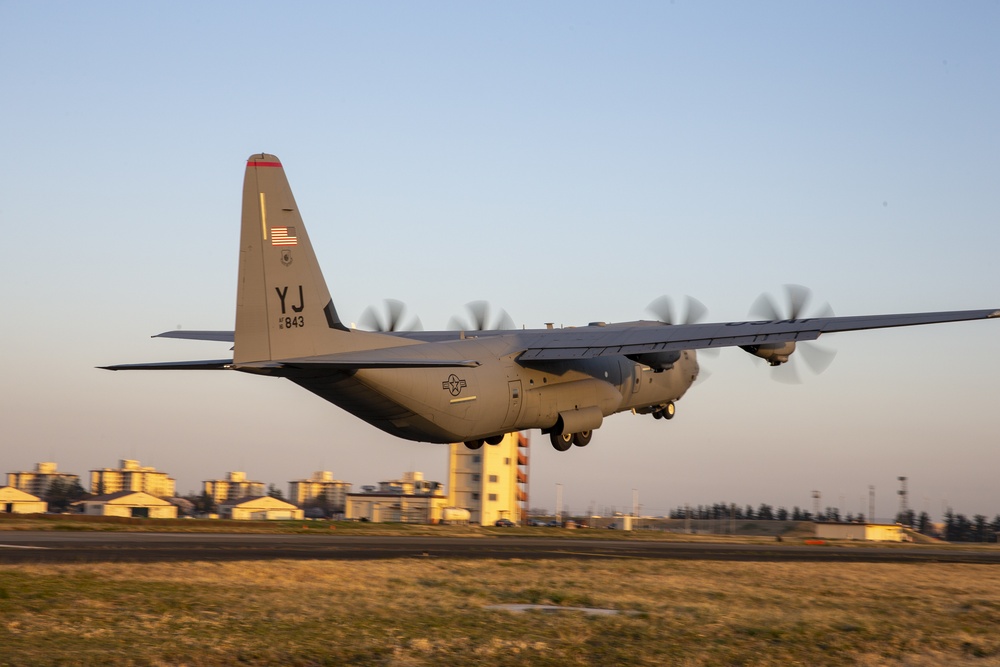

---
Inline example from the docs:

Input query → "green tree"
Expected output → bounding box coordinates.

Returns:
[44,478,69,512]
[195,491,217,514]
[267,483,285,500]
[973,515,989,542]
[917,511,932,535]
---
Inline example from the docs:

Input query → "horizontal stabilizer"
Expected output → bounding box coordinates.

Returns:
[154,331,235,343]
[276,356,480,370]
[99,359,233,371]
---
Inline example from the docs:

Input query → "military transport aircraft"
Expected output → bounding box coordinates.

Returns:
[102,154,1000,451]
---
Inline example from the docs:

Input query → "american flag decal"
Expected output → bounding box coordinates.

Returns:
[271,227,298,246]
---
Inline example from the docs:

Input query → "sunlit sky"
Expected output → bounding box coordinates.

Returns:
[3,3,998,521]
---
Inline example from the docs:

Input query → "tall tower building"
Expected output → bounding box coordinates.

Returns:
[448,432,528,525]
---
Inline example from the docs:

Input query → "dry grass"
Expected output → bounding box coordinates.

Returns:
[3,558,1000,666]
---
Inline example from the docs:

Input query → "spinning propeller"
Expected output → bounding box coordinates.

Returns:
[358,299,423,332]
[748,284,837,383]
[646,295,709,326]
[647,294,718,361]
[646,295,717,381]
[448,300,515,331]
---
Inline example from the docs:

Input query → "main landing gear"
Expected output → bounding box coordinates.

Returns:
[463,434,507,450]
[549,430,592,452]
[652,401,676,420]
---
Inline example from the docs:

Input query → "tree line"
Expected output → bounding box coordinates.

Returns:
[668,502,1000,542]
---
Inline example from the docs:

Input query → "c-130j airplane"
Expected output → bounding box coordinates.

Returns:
[103,154,1000,451]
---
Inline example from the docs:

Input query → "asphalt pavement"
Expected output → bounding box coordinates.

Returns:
[2,532,999,564]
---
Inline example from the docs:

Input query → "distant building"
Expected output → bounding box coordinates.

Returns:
[288,471,351,513]
[815,522,907,542]
[90,459,176,498]
[6,462,80,497]
[0,486,47,514]
[81,491,178,519]
[346,471,449,524]
[219,496,304,521]
[203,471,266,503]
[448,432,528,525]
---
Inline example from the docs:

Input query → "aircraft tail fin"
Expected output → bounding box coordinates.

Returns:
[235,154,402,363]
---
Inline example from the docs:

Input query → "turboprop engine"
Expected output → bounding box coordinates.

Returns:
[626,350,682,372]
[740,341,796,366]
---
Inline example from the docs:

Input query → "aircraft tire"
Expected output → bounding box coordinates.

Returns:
[485,434,504,445]
[549,432,574,452]
[663,402,676,420]
[572,431,592,447]
[464,439,485,450]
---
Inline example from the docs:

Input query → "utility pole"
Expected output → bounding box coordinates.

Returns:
[869,485,875,524]
[897,476,908,521]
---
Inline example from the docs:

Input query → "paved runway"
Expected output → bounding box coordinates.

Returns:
[2,532,999,564]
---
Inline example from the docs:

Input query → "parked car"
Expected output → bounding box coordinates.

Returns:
[494,518,515,527]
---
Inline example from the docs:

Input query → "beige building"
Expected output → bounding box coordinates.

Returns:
[203,471,266,503]
[90,459,176,498]
[219,496,304,521]
[82,491,178,519]
[7,462,80,496]
[815,522,907,542]
[0,486,48,514]
[288,471,351,513]
[448,432,528,525]
[346,471,449,523]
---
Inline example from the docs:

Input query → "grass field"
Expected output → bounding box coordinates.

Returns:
[3,557,1000,666]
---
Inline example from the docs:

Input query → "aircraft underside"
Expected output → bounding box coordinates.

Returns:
[271,352,698,450]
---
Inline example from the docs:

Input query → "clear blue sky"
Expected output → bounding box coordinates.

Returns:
[3,2,998,520]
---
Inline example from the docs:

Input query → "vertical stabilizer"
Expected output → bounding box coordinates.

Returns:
[234,154,387,363]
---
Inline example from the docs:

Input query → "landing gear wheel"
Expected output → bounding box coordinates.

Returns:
[663,401,676,420]
[485,435,504,445]
[572,431,592,447]
[549,432,574,452]
[464,439,484,450]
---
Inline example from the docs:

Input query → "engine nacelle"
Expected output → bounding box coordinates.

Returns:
[626,350,681,372]
[741,341,796,366]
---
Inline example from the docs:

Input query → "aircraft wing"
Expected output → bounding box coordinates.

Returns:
[516,309,1000,362]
